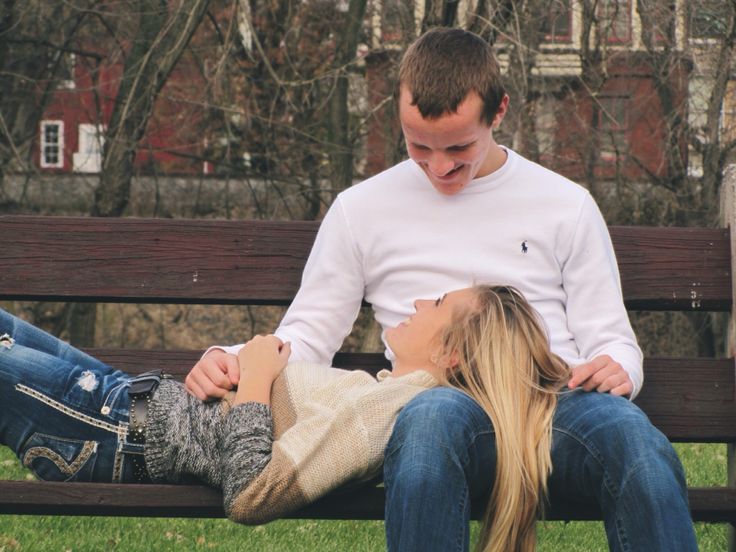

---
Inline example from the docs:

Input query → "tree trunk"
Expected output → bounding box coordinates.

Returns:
[0,1,74,189]
[93,0,212,217]
[326,0,368,198]
[72,0,210,348]
[65,303,98,348]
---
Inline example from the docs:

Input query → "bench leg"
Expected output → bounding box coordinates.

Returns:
[729,442,735,552]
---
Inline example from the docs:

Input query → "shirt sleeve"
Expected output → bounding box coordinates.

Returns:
[220,402,274,517]
[562,193,644,399]
[203,197,365,364]
[273,197,365,363]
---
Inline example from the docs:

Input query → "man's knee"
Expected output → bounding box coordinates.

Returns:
[612,406,685,490]
[554,391,685,493]
[586,395,674,463]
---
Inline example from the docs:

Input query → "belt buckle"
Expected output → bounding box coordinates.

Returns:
[128,370,163,398]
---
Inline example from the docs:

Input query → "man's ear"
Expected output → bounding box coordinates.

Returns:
[491,94,510,129]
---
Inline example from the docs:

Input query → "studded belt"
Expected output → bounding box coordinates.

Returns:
[127,370,170,482]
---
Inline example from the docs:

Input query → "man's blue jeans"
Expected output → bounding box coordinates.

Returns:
[384,387,698,552]
[0,308,141,483]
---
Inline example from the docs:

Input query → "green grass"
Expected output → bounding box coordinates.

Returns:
[0,445,730,551]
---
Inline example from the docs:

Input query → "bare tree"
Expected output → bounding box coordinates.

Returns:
[93,0,212,217]
[4,0,734,358]
[203,0,375,218]
[61,0,212,348]
[0,0,98,203]
[327,0,369,197]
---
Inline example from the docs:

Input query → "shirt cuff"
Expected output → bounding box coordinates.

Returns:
[201,344,244,360]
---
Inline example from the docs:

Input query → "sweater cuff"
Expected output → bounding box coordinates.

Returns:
[221,402,274,517]
[144,380,185,482]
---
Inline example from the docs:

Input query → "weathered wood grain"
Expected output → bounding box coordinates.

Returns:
[0,217,730,310]
[83,349,736,442]
[0,481,732,523]
[0,215,733,526]
[611,226,731,311]
[0,216,317,305]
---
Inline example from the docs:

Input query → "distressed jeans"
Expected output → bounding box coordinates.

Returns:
[0,308,142,483]
[384,386,698,552]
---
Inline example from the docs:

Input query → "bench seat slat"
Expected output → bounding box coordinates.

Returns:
[84,349,736,442]
[0,481,732,523]
[0,217,731,311]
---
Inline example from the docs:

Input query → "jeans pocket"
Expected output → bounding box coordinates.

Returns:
[20,432,98,482]
[101,379,131,419]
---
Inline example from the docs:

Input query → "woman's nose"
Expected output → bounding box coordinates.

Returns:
[414,298,431,311]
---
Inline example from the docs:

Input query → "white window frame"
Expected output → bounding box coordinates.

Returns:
[40,120,64,168]
[721,81,736,145]
[57,53,76,90]
[600,0,633,44]
[597,96,629,162]
[73,123,105,173]
[541,0,573,44]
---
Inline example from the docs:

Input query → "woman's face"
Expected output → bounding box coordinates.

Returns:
[386,287,478,378]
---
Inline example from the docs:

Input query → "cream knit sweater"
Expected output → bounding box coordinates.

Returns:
[145,361,437,524]
[224,361,437,524]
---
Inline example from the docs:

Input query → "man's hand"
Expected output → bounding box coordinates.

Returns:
[568,354,633,397]
[185,348,240,400]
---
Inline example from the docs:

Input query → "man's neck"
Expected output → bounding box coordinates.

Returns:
[476,143,508,179]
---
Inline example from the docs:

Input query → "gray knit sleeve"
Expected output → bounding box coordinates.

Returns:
[220,401,274,517]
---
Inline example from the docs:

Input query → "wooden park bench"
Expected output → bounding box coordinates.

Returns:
[0,171,735,549]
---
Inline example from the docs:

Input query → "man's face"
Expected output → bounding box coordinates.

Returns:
[399,87,504,195]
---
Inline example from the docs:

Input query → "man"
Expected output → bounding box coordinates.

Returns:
[186,28,697,551]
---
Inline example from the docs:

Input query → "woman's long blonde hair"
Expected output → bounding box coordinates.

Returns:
[438,285,570,552]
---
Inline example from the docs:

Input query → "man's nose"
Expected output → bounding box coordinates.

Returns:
[427,152,454,176]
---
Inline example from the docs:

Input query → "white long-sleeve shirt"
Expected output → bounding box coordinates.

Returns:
[217,147,643,398]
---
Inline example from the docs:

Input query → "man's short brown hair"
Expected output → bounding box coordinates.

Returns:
[398,27,506,126]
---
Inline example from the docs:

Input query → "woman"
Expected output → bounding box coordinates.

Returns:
[0,285,568,551]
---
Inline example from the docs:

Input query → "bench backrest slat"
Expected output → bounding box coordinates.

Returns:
[613,226,731,311]
[0,216,316,305]
[0,217,731,311]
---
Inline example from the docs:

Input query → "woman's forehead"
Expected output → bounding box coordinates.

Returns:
[445,287,477,306]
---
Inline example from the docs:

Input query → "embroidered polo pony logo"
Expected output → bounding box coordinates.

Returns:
[521,240,528,254]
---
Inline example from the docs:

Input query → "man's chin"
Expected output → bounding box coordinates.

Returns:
[431,179,469,196]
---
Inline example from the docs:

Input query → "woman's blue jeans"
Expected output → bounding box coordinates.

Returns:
[0,308,142,483]
[384,386,698,552]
